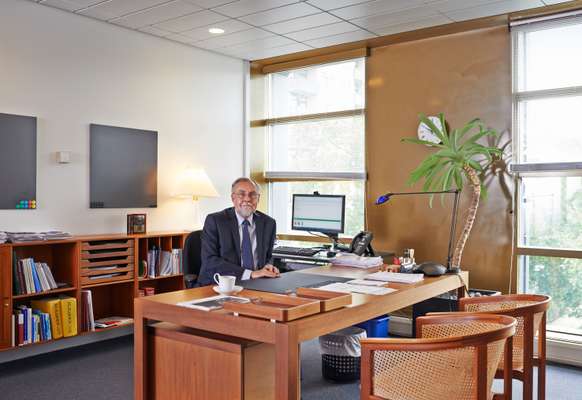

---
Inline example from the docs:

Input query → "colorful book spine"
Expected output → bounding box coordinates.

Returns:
[31,298,63,339]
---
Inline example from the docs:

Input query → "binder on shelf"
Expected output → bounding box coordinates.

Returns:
[59,296,78,337]
[159,251,172,276]
[31,298,63,339]
[81,290,95,332]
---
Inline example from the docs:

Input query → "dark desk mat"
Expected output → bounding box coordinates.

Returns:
[239,271,350,294]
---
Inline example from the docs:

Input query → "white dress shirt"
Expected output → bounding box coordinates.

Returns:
[235,211,258,280]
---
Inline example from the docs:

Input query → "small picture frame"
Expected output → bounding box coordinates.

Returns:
[127,213,146,234]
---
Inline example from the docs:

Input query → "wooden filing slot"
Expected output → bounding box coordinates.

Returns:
[295,288,352,312]
[81,248,133,259]
[80,239,135,286]
[81,239,133,251]
[223,294,320,321]
[147,323,274,400]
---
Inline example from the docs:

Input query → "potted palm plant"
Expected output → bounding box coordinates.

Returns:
[402,113,502,271]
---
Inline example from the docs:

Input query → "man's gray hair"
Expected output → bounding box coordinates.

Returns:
[231,177,261,194]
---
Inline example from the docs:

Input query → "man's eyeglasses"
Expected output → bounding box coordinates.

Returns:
[233,191,260,200]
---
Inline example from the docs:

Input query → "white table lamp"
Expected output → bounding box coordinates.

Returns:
[175,168,219,229]
[175,168,219,200]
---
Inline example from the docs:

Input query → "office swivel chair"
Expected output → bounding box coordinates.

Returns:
[183,230,202,288]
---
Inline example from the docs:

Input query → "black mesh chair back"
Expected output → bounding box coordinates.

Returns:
[183,230,202,288]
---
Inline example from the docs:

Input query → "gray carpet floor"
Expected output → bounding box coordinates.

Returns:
[0,335,581,400]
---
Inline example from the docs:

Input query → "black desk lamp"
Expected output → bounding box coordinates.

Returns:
[375,189,461,275]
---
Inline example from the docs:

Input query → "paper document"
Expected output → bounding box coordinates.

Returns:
[346,279,388,287]
[177,295,250,311]
[317,282,397,296]
[365,271,424,284]
[330,253,383,269]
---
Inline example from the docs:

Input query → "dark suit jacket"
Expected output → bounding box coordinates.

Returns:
[198,207,276,286]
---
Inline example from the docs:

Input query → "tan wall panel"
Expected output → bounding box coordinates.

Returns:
[366,26,514,292]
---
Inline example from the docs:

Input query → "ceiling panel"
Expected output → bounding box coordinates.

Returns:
[284,21,360,41]
[194,27,274,48]
[181,19,253,41]
[138,25,174,37]
[211,0,299,18]
[304,29,376,48]
[39,0,85,12]
[238,3,320,26]
[32,0,564,60]
[223,35,297,53]
[330,0,426,20]
[111,1,203,29]
[263,12,341,34]
[165,32,197,44]
[444,0,544,22]
[227,42,312,59]
[351,6,441,30]
[305,0,372,11]
[79,0,170,21]
[371,14,452,35]
[426,0,500,13]
[154,9,228,32]
[187,0,237,7]
[39,0,105,9]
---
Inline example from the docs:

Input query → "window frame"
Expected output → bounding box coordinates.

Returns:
[254,58,367,239]
[511,16,582,336]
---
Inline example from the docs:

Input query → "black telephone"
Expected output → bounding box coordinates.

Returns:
[349,231,375,256]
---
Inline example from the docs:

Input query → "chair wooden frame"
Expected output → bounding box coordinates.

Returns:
[361,314,516,400]
[458,294,551,400]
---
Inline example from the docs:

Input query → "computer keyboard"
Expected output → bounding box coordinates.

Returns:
[273,246,321,257]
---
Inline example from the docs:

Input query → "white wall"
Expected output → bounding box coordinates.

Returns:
[0,0,244,234]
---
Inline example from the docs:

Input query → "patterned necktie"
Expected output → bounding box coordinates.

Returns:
[241,219,254,270]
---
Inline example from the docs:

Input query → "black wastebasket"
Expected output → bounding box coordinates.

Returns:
[319,326,367,382]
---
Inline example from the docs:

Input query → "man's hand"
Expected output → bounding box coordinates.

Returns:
[251,264,280,279]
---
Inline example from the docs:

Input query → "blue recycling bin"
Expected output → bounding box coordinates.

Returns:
[355,315,390,338]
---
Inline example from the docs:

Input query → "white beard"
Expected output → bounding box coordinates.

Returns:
[237,205,254,218]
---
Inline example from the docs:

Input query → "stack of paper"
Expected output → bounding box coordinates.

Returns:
[365,271,424,284]
[0,232,7,243]
[41,231,72,240]
[7,232,45,242]
[317,282,397,296]
[330,253,383,269]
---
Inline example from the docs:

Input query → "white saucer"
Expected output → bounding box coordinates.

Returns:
[212,285,243,295]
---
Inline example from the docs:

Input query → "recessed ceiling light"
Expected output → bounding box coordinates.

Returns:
[208,28,225,34]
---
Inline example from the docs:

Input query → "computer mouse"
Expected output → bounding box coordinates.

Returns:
[414,261,447,276]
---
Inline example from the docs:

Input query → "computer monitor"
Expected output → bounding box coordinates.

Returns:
[292,194,345,236]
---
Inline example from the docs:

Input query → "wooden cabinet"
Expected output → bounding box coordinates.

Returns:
[147,324,274,400]
[0,231,188,355]
[0,247,11,348]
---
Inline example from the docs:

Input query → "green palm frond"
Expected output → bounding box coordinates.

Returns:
[401,114,502,197]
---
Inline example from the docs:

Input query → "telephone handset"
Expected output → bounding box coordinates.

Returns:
[349,231,375,256]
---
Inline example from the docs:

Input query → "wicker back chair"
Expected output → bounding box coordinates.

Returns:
[459,294,551,400]
[360,314,516,400]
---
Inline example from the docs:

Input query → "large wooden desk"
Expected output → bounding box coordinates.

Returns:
[134,266,468,400]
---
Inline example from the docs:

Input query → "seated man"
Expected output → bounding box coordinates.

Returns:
[197,177,280,286]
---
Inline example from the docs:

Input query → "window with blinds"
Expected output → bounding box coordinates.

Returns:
[258,58,366,237]
[512,14,582,338]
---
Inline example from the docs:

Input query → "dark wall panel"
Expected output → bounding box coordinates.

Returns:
[0,113,36,209]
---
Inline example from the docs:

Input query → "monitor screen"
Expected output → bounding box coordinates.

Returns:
[90,124,157,208]
[292,194,345,234]
[0,113,36,209]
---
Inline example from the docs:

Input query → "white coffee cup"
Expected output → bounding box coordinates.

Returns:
[213,273,236,293]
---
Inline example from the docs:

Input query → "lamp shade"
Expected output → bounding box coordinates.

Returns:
[175,168,219,200]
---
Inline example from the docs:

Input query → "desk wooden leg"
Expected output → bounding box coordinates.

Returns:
[275,325,300,400]
[134,300,147,400]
